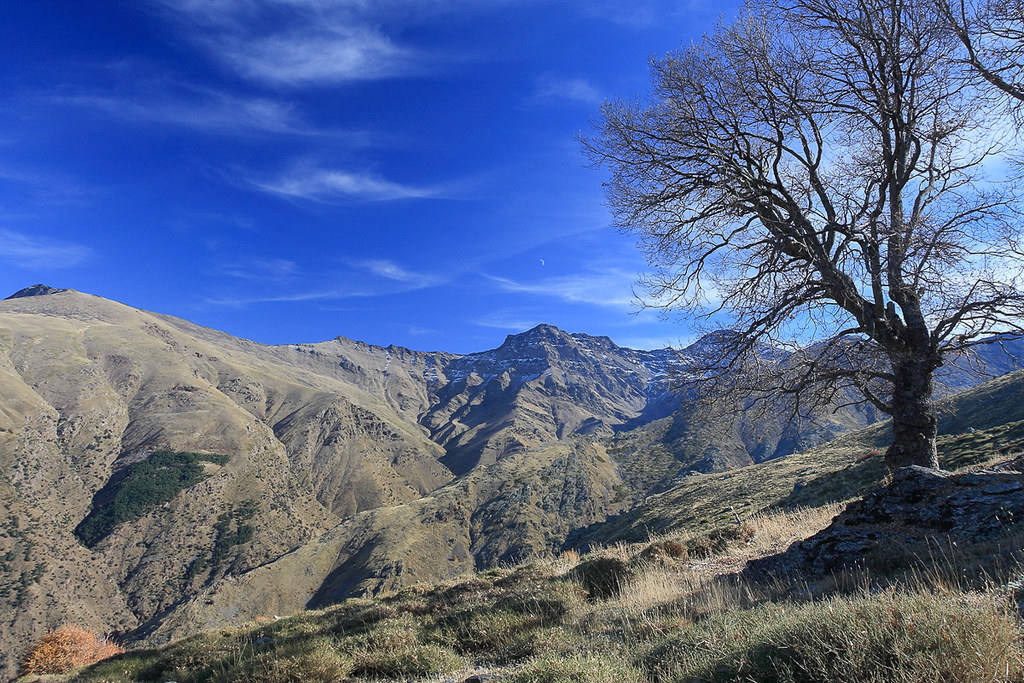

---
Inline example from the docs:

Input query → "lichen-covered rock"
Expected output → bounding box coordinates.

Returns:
[745,462,1024,580]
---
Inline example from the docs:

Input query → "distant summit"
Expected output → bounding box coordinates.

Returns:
[5,284,67,299]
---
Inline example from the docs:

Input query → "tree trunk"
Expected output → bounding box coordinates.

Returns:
[885,354,940,470]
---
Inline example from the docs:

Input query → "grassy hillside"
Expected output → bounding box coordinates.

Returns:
[13,371,1024,681]
[576,369,1024,547]
[74,451,230,547]
[123,368,1024,651]
[0,290,442,678]
[36,494,1024,682]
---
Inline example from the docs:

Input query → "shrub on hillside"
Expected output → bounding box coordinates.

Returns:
[686,523,756,559]
[21,624,124,675]
[635,539,689,567]
[569,556,633,599]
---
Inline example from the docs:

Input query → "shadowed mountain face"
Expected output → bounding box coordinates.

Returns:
[0,287,1021,678]
[421,325,681,475]
[4,284,68,299]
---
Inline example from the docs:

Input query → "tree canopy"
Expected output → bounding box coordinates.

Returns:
[938,0,1024,110]
[586,0,1024,469]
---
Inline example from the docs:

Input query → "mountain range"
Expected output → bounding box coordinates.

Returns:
[1,285,1021,679]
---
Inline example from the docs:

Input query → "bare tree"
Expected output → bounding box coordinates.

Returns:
[937,0,1024,107]
[585,0,1024,470]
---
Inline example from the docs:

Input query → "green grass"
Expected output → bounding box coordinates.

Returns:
[74,451,229,547]
[508,652,647,682]
[569,555,633,599]
[644,589,1023,682]
[73,564,591,681]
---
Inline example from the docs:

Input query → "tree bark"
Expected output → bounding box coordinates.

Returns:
[885,354,940,470]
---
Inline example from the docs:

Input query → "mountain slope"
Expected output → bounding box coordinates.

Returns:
[0,291,446,676]
[146,436,629,644]
[131,368,1024,655]
[572,368,1024,549]
[2,287,1023,679]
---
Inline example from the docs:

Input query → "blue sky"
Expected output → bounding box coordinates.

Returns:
[0,0,736,353]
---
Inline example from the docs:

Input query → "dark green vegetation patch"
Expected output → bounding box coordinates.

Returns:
[185,501,257,582]
[74,451,229,547]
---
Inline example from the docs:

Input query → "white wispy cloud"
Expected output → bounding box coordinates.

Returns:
[247,164,440,202]
[531,75,602,105]
[474,311,545,331]
[204,288,370,307]
[486,268,639,309]
[207,258,445,307]
[580,0,686,28]
[151,0,432,86]
[219,27,421,85]
[49,88,328,137]
[0,166,93,205]
[0,229,92,269]
[219,257,298,281]
[355,259,442,287]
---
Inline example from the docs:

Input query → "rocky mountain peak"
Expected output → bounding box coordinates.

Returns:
[500,323,573,348]
[569,332,619,352]
[681,330,735,355]
[5,284,68,299]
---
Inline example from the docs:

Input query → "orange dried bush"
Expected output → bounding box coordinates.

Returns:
[20,624,124,675]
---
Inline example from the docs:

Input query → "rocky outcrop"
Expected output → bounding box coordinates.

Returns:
[745,461,1024,580]
[4,284,67,299]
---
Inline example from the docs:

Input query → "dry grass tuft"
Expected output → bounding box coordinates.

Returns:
[646,588,1024,682]
[20,624,124,675]
[508,651,646,682]
[742,502,846,557]
[558,549,579,565]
